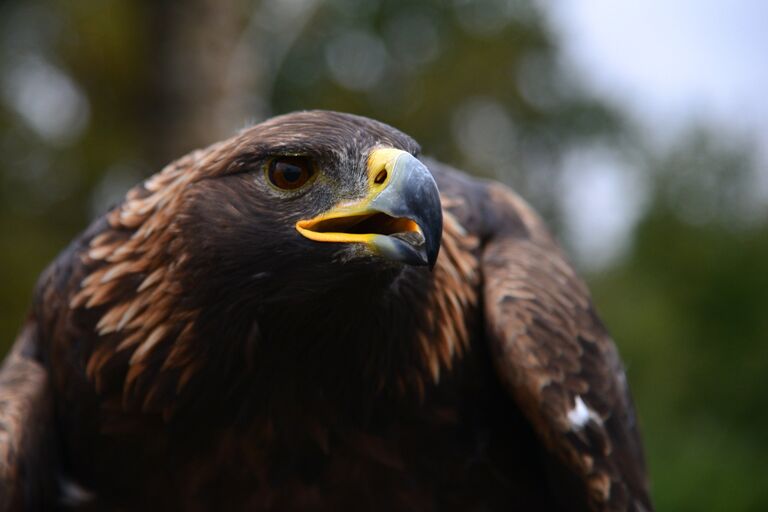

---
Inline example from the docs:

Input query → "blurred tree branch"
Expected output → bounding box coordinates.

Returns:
[145,0,252,166]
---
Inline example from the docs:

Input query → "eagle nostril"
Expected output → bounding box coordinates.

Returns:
[374,169,387,185]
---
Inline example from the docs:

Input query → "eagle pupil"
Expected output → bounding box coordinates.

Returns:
[268,157,313,190]
[281,165,302,182]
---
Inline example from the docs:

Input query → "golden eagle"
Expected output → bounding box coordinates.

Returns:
[0,111,652,511]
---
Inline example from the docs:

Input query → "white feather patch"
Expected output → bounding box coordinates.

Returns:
[567,395,602,430]
[59,477,94,507]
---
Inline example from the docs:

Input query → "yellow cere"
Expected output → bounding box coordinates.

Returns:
[365,147,403,187]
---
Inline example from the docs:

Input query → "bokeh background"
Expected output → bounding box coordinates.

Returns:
[1,0,767,509]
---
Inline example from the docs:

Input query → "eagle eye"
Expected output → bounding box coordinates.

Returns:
[266,156,315,190]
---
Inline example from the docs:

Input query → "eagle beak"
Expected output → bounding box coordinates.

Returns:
[296,148,443,269]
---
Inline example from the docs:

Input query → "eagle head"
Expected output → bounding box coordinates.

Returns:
[171,111,442,302]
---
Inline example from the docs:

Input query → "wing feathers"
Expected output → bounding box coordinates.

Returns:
[0,322,57,511]
[479,185,652,511]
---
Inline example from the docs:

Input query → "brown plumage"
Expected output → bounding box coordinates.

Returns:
[0,111,652,511]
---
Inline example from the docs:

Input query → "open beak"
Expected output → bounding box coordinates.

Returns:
[296,148,443,269]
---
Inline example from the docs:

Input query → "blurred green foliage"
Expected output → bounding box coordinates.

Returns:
[0,0,766,510]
